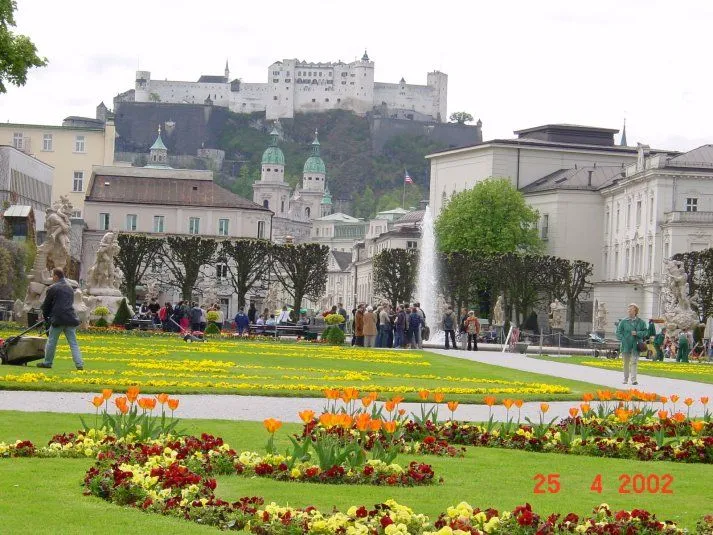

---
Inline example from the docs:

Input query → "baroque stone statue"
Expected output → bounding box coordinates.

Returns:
[594,302,608,332]
[549,299,566,331]
[493,296,505,326]
[86,232,122,297]
[662,258,698,333]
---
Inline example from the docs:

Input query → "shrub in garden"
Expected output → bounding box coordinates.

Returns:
[204,322,221,335]
[112,299,132,326]
[322,325,345,345]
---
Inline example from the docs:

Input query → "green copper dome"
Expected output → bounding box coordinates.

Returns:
[262,128,285,165]
[303,130,326,174]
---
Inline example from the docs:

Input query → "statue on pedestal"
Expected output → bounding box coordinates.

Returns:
[86,232,122,297]
[662,258,699,333]
[549,299,566,331]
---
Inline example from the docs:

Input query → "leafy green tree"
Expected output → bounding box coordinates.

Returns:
[0,0,47,93]
[372,249,419,307]
[220,239,271,309]
[548,258,594,335]
[115,234,163,306]
[160,236,218,300]
[270,242,329,319]
[0,236,27,299]
[435,177,542,254]
[449,112,474,125]
[352,185,376,219]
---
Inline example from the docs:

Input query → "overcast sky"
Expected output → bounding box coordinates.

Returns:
[3,0,712,151]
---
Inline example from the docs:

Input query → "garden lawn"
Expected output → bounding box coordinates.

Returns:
[0,332,605,402]
[532,354,713,384]
[0,411,710,533]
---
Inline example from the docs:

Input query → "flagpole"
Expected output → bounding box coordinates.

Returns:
[402,177,406,209]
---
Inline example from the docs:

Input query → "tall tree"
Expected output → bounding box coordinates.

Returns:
[0,0,47,93]
[160,236,218,300]
[556,259,594,336]
[435,177,542,254]
[115,234,163,306]
[270,242,329,318]
[220,239,271,310]
[0,236,27,300]
[372,249,419,307]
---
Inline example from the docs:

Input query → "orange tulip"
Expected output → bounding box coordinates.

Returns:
[337,413,353,429]
[114,396,128,411]
[156,393,170,405]
[391,396,405,405]
[691,420,705,434]
[484,395,496,407]
[368,391,379,401]
[138,397,156,411]
[384,400,396,412]
[502,399,514,410]
[540,403,550,414]
[398,408,406,417]
[341,387,359,402]
[101,389,113,400]
[368,419,382,432]
[167,398,179,411]
[433,392,445,403]
[361,396,373,408]
[126,386,140,403]
[92,396,104,408]
[670,395,680,403]
[672,412,686,423]
[569,407,579,418]
[383,420,397,433]
[580,403,591,414]
[659,396,668,404]
[684,398,694,407]
[582,393,594,402]
[324,388,340,400]
[447,401,459,412]
[701,397,710,405]
[658,410,668,420]
[355,413,371,432]
[597,390,612,401]
[418,389,430,401]
[263,418,282,433]
[514,399,524,408]
[298,410,315,423]
[117,403,129,415]
[615,409,630,423]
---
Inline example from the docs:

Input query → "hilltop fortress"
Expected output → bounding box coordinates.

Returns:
[117,52,448,122]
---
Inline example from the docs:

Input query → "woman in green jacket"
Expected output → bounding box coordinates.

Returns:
[678,328,690,363]
[615,303,649,385]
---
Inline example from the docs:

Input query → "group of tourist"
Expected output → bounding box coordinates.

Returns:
[351,302,426,349]
[147,301,225,333]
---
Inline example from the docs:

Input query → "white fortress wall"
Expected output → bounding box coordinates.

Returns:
[373,82,439,119]
[230,83,271,114]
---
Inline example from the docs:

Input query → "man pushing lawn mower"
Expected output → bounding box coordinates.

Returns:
[36,267,84,371]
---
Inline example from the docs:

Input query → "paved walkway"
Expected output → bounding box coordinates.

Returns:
[0,350,710,422]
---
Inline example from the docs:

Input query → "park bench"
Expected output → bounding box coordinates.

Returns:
[247,323,324,341]
[125,319,154,331]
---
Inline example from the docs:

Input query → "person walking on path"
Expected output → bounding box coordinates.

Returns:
[678,327,691,362]
[464,311,480,351]
[615,303,649,385]
[459,307,468,350]
[442,306,456,349]
[653,327,666,361]
[36,268,84,370]
[363,306,377,347]
[354,305,365,347]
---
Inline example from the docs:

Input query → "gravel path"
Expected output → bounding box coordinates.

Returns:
[0,349,710,422]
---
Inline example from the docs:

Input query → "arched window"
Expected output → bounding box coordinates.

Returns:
[263,200,269,209]
[305,207,311,218]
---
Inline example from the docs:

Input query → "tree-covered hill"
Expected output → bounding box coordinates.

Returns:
[216,110,456,218]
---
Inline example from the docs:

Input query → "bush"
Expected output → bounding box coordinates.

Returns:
[112,299,132,326]
[322,325,345,346]
[324,313,345,326]
[204,322,221,335]
[206,310,219,322]
[93,306,110,318]
[94,317,108,328]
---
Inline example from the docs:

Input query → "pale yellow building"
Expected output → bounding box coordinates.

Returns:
[0,118,116,218]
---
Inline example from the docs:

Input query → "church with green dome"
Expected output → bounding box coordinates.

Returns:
[252,124,333,243]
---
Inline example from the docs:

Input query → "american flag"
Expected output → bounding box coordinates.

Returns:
[404,170,413,184]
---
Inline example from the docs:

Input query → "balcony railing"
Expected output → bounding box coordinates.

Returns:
[664,211,713,224]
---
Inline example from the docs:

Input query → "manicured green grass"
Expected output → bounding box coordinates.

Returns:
[0,410,711,532]
[532,354,713,384]
[0,332,606,402]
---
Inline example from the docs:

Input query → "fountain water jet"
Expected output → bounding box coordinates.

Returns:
[416,206,441,337]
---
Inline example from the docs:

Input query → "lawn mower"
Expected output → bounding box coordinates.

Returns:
[0,321,47,366]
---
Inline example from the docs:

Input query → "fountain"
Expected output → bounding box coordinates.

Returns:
[416,206,441,337]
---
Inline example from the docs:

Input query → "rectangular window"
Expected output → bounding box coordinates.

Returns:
[72,171,84,192]
[605,210,610,234]
[616,208,620,232]
[153,215,165,233]
[71,210,82,219]
[189,217,200,235]
[99,213,110,231]
[647,244,653,275]
[42,134,53,151]
[541,214,549,240]
[216,262,228,281]
[406,241,418,249]
[614,251,619,278]
[125,214,137,231]
[75,135,85,152]
[257,220,265,239]
[686,197,698,212]
[603,252,608,278]
[625,249,630,275]
[12,132,23,149]
[626,203,631,228]
[218,218,229,236]
[649,198,654,222]
[636,200,642,225]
